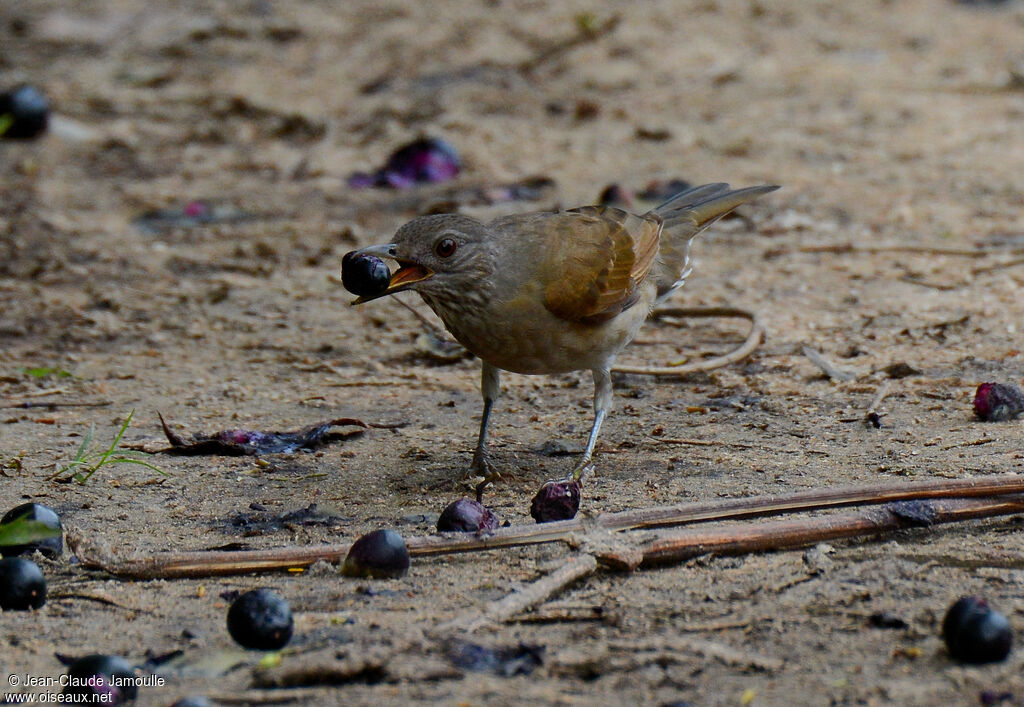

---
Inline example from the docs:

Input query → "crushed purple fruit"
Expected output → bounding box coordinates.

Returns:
[348,137,461,189]
[157,414,367,455]
[529,479,582,523]
[973,382,1024,422]
[436,498,500,533]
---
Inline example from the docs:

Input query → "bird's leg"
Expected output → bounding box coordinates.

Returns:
[569,367,612,481]
[470,362,501,499]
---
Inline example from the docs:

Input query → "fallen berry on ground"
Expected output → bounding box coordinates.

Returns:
[942,596,1013,664]
[0,557,46,610]
[529,479,582,523]
[436,498,500,532]
[342,529,410,579]
[63,654,137,703]
[226,588,294,651]
[0,84,50,139]
[973,382,1024,422]
[0,502,63,558]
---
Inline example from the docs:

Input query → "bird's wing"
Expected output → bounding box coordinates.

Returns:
[539,206,661,324]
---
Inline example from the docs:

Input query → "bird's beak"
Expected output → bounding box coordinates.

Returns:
[349,243,435,304]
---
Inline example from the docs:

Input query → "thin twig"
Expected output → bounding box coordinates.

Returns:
[435,553,598,633]
[613,307,763,377]
[634,496,1024,568]
[68,474,1024,578]
[864,381,891,428]
[517,15,622,74]
[763,243,1024,259]
[1,400,112,409]
[802,346,858,382]
[972,256,1024,276]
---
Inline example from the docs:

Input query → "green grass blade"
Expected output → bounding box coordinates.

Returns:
[93,409,135,470]
[107,457,169,476]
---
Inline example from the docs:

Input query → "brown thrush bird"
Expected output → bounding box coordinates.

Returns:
[350,182,778,484]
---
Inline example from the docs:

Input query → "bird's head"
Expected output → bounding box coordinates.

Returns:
[348,214,495,304]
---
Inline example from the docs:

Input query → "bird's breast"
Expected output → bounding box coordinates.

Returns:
[422,282,654,375]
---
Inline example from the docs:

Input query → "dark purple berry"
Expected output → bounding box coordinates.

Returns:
[0,84,50,139]
[529,479,582,523]
[1,502,63,558]
[341,529,410,579]
[226,588,294,651]
[341,252,391,298]
[943,596,1013,664]
[973,382,1024,422]
[63,654,137,703]
[0,557,46,610]
[436,498,500,532]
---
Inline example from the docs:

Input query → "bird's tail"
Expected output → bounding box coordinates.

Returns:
[649,183,779,301]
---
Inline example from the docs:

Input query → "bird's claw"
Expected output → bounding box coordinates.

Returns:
[568,461,595,484]
[467,450,500,502]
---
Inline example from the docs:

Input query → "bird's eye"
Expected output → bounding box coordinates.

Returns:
[434,237,457,258]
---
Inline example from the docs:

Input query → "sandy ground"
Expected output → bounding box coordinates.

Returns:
[2,1,1024,705]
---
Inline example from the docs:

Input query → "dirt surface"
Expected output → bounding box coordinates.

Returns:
[2,1,1024,705]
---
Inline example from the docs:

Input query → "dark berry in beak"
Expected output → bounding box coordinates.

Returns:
[341,252,391,298]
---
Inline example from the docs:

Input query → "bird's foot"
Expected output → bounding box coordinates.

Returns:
[466,450,501,502]
[567,461,595,484]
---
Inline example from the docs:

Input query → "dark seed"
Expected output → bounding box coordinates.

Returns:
[63,654,137,703]
[0,84,50,139]
[942,596,1013,664]
[436,498,500,533]
[226,588,294,651]
[529,479,582,523]
[341,528,410,579]
[341,252,391,298]
[973,382,1024,422]
[0,557,46,610]
[1,502,63,558]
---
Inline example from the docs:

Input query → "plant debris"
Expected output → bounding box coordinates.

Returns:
[133,201,255,234]
[156,414,367,456]
[227,503,352,535]
[444,640,544,676]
